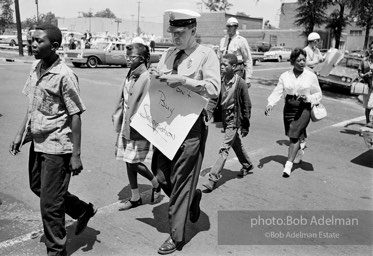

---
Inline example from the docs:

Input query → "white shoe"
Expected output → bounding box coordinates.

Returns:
[282,162,292,178]
[293,149,304,164]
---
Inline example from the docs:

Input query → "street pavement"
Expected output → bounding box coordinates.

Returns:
[0,52,372,256]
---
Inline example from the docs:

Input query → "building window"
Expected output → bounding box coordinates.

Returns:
[350,30,362,36]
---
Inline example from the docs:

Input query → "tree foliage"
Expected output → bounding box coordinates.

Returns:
[325,0,351,49]
[0,0,14,29]
[202,0,233,12]
[294,0,329,37]
[94,8,116,19]
[349,0,373,49]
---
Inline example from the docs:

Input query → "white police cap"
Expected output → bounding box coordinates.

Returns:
[226,17,239,26]
[165,9,201,33]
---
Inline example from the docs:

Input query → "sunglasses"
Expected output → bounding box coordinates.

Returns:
[226,25,237,28]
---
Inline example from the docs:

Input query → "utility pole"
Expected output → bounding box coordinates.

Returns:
[137,1,141,36]
[115,18,122,36]
[15,0,23,56]
[35,0,39,24]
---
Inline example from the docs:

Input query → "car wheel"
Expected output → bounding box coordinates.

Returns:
[277,56,282,62]
[72,62,82,68]
[87,56,98,68]
[9,40,16,46]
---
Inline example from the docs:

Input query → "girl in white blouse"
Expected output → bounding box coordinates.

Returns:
[265,48,322,177]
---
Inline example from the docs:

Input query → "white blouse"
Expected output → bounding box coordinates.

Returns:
[267,68,322,107]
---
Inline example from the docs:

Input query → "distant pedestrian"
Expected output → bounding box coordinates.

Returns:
[202,53,253,191]
[358,42,373,125]
[112,42,161,211]
[150,9,220,255]
[150,34,156,52]
[9,24,96,256]
[219,17,253,87]
[303,32,325,69]
[265,48,322,178]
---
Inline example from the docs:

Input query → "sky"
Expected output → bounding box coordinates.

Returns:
[17,0,297,28]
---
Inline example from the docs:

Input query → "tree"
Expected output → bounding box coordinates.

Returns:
[82,11,94,17]
[0,0,14,30]
[95,8,116,19]
[326,0,355,49]
[39,12,57,26]
[294,0,329,37]
[22,16,37,29]
[202,0,233,12]
[349,0,373,49]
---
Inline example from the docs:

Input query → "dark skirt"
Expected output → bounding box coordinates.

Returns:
[283,95,311,140]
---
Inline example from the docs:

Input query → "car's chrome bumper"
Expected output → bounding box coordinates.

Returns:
[66,58,87,64]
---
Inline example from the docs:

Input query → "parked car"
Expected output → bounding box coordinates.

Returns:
[263,46,292,62]
[0,30,27,46]
[65,41,127,68]
[154,38,174,49]
[65,41,163,68]
[251,51,264,65]
[313,56,362,90]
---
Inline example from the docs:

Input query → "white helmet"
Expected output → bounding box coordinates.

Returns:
[226,17,239,26]
[308,32,320,41]
[132,37,145,44]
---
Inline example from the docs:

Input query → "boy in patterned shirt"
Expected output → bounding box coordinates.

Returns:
[9,24,96,256]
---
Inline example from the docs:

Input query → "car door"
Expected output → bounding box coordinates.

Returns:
[105,43,127,65]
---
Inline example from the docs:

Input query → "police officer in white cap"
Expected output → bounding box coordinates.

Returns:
[219,17,253,86]
[303,32,325,69]
[151,8,220,255]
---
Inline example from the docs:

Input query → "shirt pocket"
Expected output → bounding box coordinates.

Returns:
[178,53,205,79]
[36,94,60,116]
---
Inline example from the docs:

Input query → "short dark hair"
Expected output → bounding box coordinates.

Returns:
[222,53,238,66]
[126,43,150,65]
[35,24,62,47]
[290,47,307,65]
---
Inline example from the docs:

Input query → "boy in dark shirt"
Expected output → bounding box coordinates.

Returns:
[203,53,253,191]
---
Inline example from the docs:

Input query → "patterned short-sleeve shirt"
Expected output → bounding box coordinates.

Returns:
[22,58,86,154]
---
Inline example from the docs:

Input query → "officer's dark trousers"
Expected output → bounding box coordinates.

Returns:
[152,114,208,242]
[28,143,88,256]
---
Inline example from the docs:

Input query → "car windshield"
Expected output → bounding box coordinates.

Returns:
[338,57,361,69]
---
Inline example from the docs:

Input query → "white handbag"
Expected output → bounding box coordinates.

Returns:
[311,103,327,122]
[350,80,369,95]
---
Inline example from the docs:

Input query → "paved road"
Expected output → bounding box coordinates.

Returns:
[0,58,371,255]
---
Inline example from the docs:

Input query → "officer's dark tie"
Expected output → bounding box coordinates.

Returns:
[225,37,231,54]
[172,50,185,74]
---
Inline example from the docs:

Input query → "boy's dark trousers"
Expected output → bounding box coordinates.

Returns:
[208,126,252,182]
[28,143,89,256]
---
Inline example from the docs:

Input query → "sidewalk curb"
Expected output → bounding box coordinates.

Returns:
[0,56,34,64]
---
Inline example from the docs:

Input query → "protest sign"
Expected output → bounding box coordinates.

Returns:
[319,49,344,76]
[131,75,208,160]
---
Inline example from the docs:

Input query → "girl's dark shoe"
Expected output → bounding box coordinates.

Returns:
[118,198,142,211]
[151,185,162,203]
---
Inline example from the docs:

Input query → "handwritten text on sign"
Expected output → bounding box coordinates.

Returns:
[130,75,207,160]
